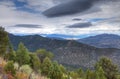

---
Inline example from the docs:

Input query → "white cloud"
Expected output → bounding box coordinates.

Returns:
[24,0,61,11]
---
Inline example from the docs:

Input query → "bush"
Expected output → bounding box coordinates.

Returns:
[19,65,33,75]
[4,61,16,76]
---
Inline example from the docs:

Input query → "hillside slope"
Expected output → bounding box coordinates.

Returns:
[9,34,120,69]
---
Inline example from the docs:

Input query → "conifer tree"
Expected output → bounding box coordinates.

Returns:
[76,68,85,78]
[95,67,106,79]
[49,62,63,79]
[5,43,16,61]
[29,53,41,72]
[36,49,54,62]
[41,57,53,76]
[86,69,95,79]
[16,42,30,66]
[59,64,66,74]
[0,27,9,57]
[95,57,118,79]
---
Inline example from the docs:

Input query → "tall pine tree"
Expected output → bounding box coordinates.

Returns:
[0,27,9,57]
[41,57,52,76]
[16,42,30,66]
[29,53,41,72]
[49,62,63,79]
[5,43,16,61]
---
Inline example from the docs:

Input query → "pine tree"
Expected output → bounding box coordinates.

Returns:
[16,42,30,66]
[36,49,54,62]
[29,53,41,72]
[95,67,106,79]
[41,57,53,76]
[49,62,63,79]
[5,43,16,61]
[76,68,85,78]
[95,57,118,79]
[86,69,95,79]
[0,27,9,57]
[59,64,66,74]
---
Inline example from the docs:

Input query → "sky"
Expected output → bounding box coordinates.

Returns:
[0,0,120,39]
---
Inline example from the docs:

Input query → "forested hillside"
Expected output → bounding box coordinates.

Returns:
[1,27,120,79]
[8,33,120,69]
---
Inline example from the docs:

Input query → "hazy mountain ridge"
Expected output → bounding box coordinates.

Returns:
[8,34,120,69]
[78,34,120,49]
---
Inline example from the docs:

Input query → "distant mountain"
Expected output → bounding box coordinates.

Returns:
[78,34,120,49]
[40,34,91,40]
[8,34,120,69]
[41,34,65,40]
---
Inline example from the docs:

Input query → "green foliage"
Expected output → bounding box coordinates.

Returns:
[95,57,118,79]
[16,42,30,66]
[14,62,19,71]
[4,61,16,76]
[69,71,79,79]
[19,65,33,75]
[95,67,106,79]
[29,53,41,72]
[59,64,67,74]
[36,49,54,62]
[86,69,96,79]
[41,57,53,76]
[48,62,63,79]
[8,51,16,62]
[4,43,16,61]
[76,68,85,78]
[1,29,119,79]
[0,27,9,57]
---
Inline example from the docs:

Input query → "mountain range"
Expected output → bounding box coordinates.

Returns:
[8,34,120,69]
[79,34,120,49]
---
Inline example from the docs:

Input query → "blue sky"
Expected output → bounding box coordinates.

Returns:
[0,0,120,39]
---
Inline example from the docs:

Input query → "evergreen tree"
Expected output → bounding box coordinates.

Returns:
[95,57,118,79]
[8,51,16,62]
[41,57,53,76]
[0,27,9,57]
[5,43,16,61]
[59,64,66,74]
[76,68,85,78]
[29,53,41,72]
[16,42,30,66]
[36,49,54,62]
[49,62,63,79]
[86,69,95,79]
[95,67,106,79]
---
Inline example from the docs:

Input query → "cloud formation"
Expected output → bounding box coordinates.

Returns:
[0,0,120,37]
[72,18,82,21]
[43,0,120,17]
[67,22,92,28]
[13,24,42,28]
[43,0,96,17]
